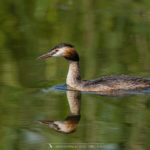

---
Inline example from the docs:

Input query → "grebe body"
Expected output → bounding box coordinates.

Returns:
[38,43,150,92]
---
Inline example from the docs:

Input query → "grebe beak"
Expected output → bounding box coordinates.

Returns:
[37,51,55,60]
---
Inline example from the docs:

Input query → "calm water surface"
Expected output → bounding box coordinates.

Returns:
[1,0,150,150]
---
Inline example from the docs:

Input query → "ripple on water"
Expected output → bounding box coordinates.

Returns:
[41,84,150,96]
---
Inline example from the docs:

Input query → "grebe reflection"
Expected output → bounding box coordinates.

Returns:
[39,90,81,134]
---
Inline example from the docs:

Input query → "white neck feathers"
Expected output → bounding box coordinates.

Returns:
[66,61,81,87]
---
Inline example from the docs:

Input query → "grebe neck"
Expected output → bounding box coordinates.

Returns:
[66,91,81,115]
[67,61,81,87]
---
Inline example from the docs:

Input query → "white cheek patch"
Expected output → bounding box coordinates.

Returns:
[53,47,66,57]
[53,51,62,57]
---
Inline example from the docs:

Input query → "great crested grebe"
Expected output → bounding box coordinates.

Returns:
[37,43,150,91]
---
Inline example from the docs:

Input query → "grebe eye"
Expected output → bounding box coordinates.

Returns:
[55,49,59,52]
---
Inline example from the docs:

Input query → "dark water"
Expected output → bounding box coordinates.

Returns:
[1,0,150,150]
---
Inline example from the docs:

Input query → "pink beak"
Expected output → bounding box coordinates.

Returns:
[37,51,55,60]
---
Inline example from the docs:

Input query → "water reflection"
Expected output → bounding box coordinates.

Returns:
[39,83,150,136]
[39,90,81,134]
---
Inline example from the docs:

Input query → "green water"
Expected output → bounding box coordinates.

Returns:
[1,0,150,149]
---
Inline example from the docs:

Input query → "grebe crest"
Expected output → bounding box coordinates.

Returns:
[38,43,150,91]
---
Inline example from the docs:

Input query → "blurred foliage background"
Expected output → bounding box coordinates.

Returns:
[0,0,150,150]
[1,0,150,88]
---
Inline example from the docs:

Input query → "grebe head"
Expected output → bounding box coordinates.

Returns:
[37,43,79,61]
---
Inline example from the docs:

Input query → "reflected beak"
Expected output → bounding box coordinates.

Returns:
[37,51,55,60]
[39,120,57,129]
[39,120,53,125]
